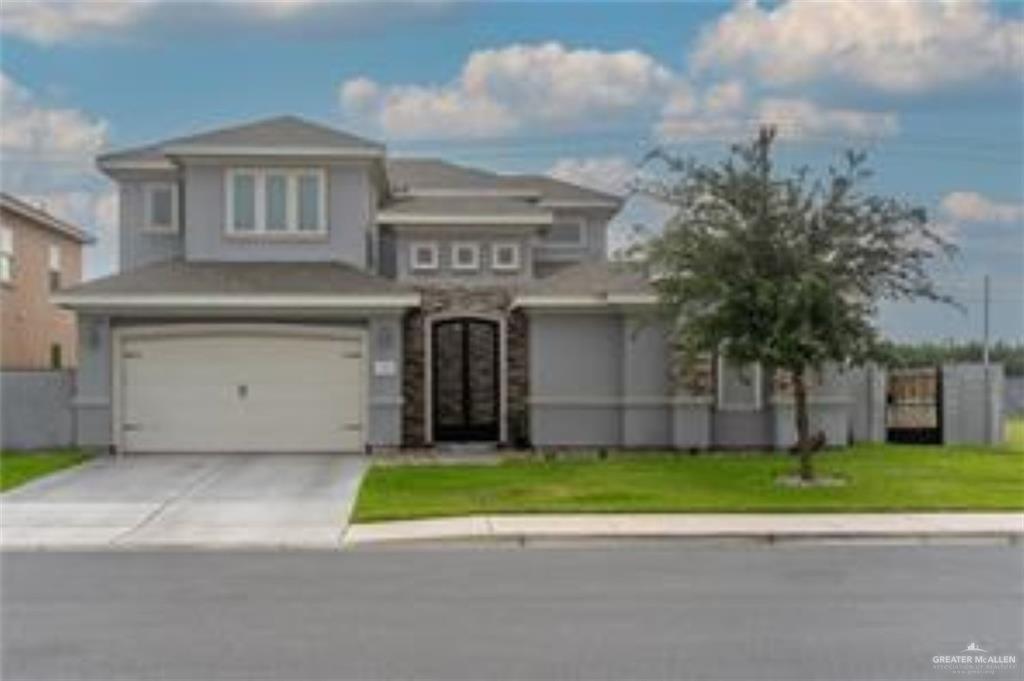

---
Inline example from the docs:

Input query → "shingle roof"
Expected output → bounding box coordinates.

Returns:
[386,158,530,195]
[386,158,622,207]
[503,174,622,205]
[98,116,383,167]
[57,259,411,298]
[520,260,653,297]
[378,195,552,224]
[0,192,95,244]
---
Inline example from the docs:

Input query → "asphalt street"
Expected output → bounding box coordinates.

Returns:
[2,544,1022,680]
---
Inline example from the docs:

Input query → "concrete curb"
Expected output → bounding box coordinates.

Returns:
[342,513,1024,548]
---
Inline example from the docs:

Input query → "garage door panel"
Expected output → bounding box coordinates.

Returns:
[120,331,364,453]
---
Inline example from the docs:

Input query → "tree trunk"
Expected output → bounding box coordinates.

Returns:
[792,368,814,481]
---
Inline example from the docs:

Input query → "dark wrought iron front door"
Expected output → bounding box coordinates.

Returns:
[432,318,500,442]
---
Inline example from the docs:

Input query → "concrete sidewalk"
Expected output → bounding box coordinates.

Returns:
[343,512,1024,547]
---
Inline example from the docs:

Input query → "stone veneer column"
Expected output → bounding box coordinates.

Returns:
[400,286,529,448]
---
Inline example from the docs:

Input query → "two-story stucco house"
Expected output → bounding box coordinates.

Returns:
[2,192,94,370]
[56,115,855,454]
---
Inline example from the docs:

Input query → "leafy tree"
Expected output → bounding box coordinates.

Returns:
[633,127,956,480]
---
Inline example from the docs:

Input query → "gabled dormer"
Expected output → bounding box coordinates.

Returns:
[97,116,386,270]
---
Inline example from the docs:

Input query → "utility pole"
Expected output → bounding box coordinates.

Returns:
[983,274,991,368]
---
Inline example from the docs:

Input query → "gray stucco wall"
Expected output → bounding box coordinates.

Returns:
[529,313,860,450]
[0,371,75,449]
[118,175,185,271]
[181,161,372,267]
[394,227,536,285]
[71,315,405,451]
[529,313,623,446]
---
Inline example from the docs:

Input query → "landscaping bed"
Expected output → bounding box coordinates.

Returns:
[0,450,90,492]
[354,443,1024,522]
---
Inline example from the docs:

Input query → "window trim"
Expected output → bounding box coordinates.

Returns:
[544,215,588,249]
[48,244,61,272]
[491,241,521,272]
[716,356,763,411]
[0,225,14,285]
[142,182,179,233]
[410,241,439,271]
[451,241,481,271]
[224,168,327,236]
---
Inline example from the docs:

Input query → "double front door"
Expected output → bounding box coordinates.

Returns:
[432,318,500,442]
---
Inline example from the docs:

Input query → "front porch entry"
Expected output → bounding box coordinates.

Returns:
[430,317,501,442]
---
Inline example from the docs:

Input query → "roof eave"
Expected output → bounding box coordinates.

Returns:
[52,293,421,311]
[512,293,659,309]
[377,214,553,226]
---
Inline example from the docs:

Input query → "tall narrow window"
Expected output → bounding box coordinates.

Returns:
[0,226,13,285]
[50,343,63,370]
[297,173,321,232]
[265,173,289,232]
[48,244,61,291]
[231,172,257,232]
[144,183,177,232]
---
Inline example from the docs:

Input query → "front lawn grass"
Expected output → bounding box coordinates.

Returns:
[354,443,1024,522]
[0,450,90,492]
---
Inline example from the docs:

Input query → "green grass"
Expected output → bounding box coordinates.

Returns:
[354,443,1024,522]
[1007,418,1024,452]
[0,450,90,492]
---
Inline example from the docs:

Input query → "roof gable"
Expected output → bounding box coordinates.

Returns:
[98,115,384,170]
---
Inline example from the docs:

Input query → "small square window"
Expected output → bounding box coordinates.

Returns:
[410,242,439,271]
[452,242,480,271]
[492,242,520,271]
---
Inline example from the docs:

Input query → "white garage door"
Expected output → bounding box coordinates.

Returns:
[119,329,364,453]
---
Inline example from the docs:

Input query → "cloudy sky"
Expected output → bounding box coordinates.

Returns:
[1,0,1022,341]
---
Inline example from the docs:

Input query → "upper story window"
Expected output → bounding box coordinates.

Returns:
[144,182,178,232]
[452,241,480,271]
[410,241,439,271]
[48,243,61,291]
[544,216,587,248]
[491,242,520,272]
[0,226,13,285]
[226,168,326,236]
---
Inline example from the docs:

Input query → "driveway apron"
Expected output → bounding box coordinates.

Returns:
[0,454,367,549]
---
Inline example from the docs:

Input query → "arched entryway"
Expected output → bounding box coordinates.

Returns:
[430,317,502,442]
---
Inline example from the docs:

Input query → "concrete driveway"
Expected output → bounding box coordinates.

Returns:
[0,454,367,549]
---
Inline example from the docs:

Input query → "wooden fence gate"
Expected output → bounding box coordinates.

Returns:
[886,367,943,444]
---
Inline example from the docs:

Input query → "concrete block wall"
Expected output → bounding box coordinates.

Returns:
[942,364,1004,445]
[0,370,75,449]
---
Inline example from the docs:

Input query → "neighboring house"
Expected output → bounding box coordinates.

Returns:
[1,192,94,370]
[56,115,864,454]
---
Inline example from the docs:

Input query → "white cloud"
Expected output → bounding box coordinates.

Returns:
[547,156,637,197]
[1,71,114,274]
[340,42,675,139]
[0,0,453,44]
[693,0,1024,93]
[0,72,107,163]
[941,191,1024,224]
[0,0,151,44]
[656,84,898,142]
